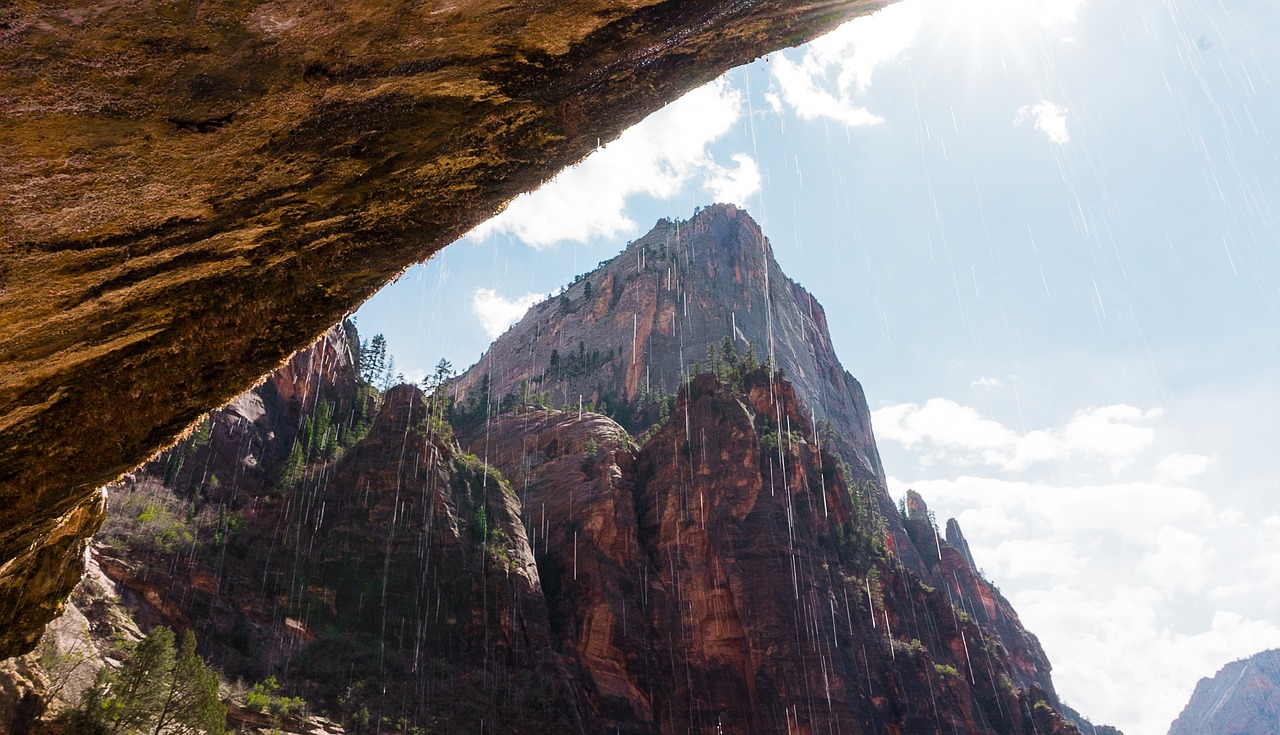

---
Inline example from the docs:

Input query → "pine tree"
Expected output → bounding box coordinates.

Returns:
[380,354,397,391]
[358,334,388,385]
[280,438,305,489]
[150,631,225,735]
[73,627,225,735]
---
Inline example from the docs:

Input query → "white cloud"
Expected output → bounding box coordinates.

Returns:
[469,78,754,248]
[1138,525,1209,592]
[703,153,761,206]
[1014,101,1071,144]
[971,376,1004,389]
[890,472,1280,735]
[769,1,926,126]
[879,391,1280,733]
[768,0,1088,128]
[872,399,1156,472]
[471,288,541,339]
[1156,452,1215,483]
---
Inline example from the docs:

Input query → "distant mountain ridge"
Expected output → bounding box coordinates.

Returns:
[1168,649,1280,735]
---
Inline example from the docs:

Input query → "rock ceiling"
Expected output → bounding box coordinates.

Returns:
[0,0,891,657]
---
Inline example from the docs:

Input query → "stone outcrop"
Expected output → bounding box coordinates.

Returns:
[473,371,1080,734]
[0,490,105,662]
[452,204,885,485]
[4,202,1097,733]
[1168,649,1280,735]
[451,204,928,574]
[89,351,576,731]
[0,0,893,658]
[902,489,1057,697]
[84,343,1084,732]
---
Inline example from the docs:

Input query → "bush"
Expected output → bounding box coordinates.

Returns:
[246,676,306,720]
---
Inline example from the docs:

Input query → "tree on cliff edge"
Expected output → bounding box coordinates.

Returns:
[72,627,225,735]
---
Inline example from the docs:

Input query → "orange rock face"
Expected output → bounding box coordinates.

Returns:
[473,371,1081,734]
[67,205,1092,733]
[902,490,1060,698]
[0,0,895,660]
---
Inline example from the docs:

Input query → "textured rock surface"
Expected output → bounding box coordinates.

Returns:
[903,489,1057,696]
[88,344,1084,732]
[452,203,885,484]
[89,353,575,731]
[1168,649,1280,735]
[5,202,1096,732]
[0,489,105,661]
[451,204,929,573]
[472,371,1081,734]
[0,0,892,658]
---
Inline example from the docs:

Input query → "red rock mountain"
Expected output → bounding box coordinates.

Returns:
[451,204,884,486]
[69,204,1094,734]
[1167,649,1280,735]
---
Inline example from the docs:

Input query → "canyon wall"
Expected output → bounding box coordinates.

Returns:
[0,0,893,658]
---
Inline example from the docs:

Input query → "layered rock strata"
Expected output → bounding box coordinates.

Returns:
[64,322,1081,733]
[0,0,893,658]
[473,371,1080,734]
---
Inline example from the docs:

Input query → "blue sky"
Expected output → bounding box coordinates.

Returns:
[355,1,1280,731]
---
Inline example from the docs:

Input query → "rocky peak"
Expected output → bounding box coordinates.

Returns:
[901,488,1058,699]
[946,516,981,572]
[906,487,932,520]
[1168,649,1280,735]
[452,203,885,485]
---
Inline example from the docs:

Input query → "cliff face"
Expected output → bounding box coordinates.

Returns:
[17,204,1099,733]
[473,370,1077,734]
[451,204,930,575]
[453,204,884,486]
[902,490,1057,697]
[1168,649,1280,735]
[91,338,577,732]
[0,0,894,660]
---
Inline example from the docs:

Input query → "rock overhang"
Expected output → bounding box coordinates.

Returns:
[0,0,895,658]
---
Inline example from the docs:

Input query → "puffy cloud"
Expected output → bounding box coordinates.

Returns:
[469,78,755,248]
[767,0,1087,127]
[882,392,1280,733]
[872,399,1156,472]
[768,1,926,126]
[1014,101,1071,144]
[471,288,541,339]
[1156,452,1215,483]
[703,153,762,206]
[1138,525,1210,592]
[890,471,1280,734]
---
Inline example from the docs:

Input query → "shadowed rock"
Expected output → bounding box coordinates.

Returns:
[0,0,894,657]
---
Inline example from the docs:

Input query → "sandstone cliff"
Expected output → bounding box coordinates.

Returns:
[450,204,929,574]
[0,0,894,659]
[77,342,1084,733]
[1168,649,1280,735]
[902,490,1057,697]
[91,340,577,732]
[471,369,1081,734]
[452,204,884,485]
[3,204,1102,733]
